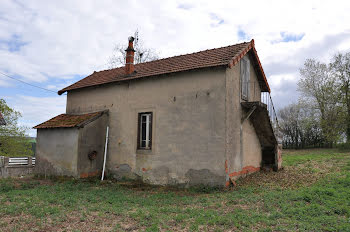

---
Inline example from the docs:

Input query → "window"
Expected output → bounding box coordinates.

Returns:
[137,112,152,150]
[240,57,250,100]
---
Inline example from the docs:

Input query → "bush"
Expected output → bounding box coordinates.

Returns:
[337,143,350,151]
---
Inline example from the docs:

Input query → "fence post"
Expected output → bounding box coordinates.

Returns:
[28,157,33,167]
[4,157,9,167]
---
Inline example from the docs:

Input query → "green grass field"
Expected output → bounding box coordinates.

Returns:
[1,149,350,231]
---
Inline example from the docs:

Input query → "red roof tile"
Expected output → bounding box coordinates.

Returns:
[33,111,106,129]
[58,39,270,95]
[0,112,6,126]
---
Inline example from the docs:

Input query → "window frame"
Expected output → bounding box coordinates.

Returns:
[137,112,153,150]
[240,57,250,101]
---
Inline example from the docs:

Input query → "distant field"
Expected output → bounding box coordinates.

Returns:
[0,149,349,231]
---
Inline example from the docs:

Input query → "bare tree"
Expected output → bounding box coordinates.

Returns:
[279,103,301,149]
[108,30,159,68]
[279,102,324,149]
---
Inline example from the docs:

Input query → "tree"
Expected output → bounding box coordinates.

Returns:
[298,59,343,146]
[108,30,159,68]
[330,52,350,142]
[0,99,32,157]
[278,102,324,149]
[278,103,300,149]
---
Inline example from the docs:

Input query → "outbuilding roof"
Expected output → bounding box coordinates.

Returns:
[33,111,107,129]
[58,39,270,95]
[0,112,6,126]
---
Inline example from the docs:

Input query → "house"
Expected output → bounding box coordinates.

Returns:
[34,37,282,186]
[0,112,6,126]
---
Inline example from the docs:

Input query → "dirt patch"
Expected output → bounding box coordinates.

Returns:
[236,159,341,189]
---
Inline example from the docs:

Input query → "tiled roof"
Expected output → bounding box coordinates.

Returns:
[0,112,6,126]
[58,39,270,95]
[33,111,107,129]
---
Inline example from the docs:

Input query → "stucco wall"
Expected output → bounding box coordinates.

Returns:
[66,68,227,186]
[77,113,109,177]
[225,53,263,181]
[35,128,79,177]
[225,59,242,176]
[242,119,262,167]
[243,54,263,168]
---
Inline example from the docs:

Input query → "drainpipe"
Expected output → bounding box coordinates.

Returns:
[101,126,109,181]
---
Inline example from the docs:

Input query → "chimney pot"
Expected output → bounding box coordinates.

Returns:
[125,36,135,75]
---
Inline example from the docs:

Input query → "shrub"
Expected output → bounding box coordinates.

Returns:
[337,143,350,151]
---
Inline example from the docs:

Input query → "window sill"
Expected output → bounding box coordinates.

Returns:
[136,149,153,155]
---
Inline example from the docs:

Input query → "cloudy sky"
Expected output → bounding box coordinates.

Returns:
[1,0,350,136]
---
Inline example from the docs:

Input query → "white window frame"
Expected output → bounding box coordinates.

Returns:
[138,112,152,150]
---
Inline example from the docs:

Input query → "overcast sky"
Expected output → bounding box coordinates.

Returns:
[1,0,350,136]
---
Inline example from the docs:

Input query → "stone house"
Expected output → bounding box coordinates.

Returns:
[34,37,281,186]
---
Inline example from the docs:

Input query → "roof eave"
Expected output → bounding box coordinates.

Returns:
[227,39,271,93]
[57,65,228,95]
[33,110,108,129]
[76,110,108,128]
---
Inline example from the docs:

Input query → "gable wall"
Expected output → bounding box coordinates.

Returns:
[242,54,262,168]
[225,53,262,182]
[66,68,227,186]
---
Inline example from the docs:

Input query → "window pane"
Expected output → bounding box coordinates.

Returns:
[141,115,146,123]
[145,114,149,148]
[149,114,152,149]
[138,113,152,149]
[141,119,146,141]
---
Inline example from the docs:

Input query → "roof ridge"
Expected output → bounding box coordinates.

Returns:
[96,41,250,73]
[58,40,268,95]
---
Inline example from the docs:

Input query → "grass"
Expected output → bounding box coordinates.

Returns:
[0,149,350,231]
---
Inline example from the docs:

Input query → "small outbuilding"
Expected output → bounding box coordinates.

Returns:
[34,111,108,178]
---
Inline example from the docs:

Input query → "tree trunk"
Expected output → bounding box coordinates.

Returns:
[346,96,350,143]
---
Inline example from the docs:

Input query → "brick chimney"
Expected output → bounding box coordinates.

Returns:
[125,36,135,75]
